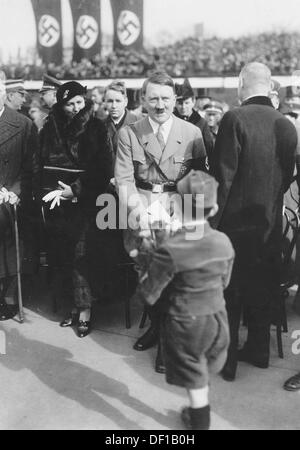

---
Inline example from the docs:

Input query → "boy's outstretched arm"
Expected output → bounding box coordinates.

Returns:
[133,246,176,306]
[222,251,235,289]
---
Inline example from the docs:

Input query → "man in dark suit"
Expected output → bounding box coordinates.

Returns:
[115,71,207,373]
[0,81,38,320]
[104,81,138,174]
[211,62,297,381]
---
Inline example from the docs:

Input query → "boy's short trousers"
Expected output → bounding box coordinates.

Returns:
[161,308,229,389]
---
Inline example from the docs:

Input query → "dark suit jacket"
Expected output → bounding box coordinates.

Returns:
[0,106,38,277]
[105,109,138,175]
[211,96,297,277]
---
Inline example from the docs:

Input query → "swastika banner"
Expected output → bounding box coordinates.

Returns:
[31,0,63,64]
[69,0,101,62]
[110,0,144,51]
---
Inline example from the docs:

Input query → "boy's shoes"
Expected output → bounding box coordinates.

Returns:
[238,348,269,369]
[181,405,210,430]
[283,372,300,391]
[133,325,158,351]
[181,407,193,429]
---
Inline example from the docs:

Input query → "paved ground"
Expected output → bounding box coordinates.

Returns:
[0,273,299,430]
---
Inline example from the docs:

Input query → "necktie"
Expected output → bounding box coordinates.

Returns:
[156,125,165,151]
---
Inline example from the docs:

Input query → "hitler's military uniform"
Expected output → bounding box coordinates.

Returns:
[115,114,207,241]
[115,114,207,360]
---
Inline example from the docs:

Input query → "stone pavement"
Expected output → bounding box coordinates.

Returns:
[0,275,299,430]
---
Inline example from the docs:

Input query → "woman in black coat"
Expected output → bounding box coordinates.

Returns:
[39,81,111,337]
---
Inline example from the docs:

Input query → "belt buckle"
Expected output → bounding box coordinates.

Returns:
[152,183,163,194]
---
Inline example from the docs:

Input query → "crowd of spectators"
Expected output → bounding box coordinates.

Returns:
[2,31,300,79]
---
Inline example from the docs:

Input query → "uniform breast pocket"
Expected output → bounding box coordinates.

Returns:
[174,156,191,178]
[133,156,147,176]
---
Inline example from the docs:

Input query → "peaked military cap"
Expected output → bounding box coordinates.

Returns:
[39,74,62,93]
[5,79,26,93]
[175,78,195,100]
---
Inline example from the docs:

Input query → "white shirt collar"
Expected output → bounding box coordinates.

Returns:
[0,107,4,118]
[148,115,173,143]
[112,110,126,125]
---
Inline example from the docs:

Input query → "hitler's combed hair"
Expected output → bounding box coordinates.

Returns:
[141,71,175,96]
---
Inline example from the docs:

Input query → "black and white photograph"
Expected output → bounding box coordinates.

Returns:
[0,0,300,432]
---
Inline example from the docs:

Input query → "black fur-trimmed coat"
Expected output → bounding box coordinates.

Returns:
[39,99,111,214]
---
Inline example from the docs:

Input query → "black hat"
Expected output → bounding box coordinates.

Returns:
[177,170,218,208]
[175,78,194,100]
[56,81,87,105]
[39,74,62,93]
[196,88,210,99]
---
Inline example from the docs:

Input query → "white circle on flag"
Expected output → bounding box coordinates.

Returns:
[117,10,141,46]
[38,15,60,47]
[76,15,99,49]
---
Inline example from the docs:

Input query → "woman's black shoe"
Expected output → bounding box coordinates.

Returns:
[60,313,78,328]
[77,320,91,338]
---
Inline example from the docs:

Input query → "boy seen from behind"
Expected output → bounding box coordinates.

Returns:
[132,170,235,430]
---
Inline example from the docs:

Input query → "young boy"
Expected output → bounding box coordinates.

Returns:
[132,170,235,430]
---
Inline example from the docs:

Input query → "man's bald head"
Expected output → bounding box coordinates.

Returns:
[0,82,6,110]
[238,62,272,102]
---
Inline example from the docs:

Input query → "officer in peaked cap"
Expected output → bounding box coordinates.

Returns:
[39,74,62,111]
[5,79,27,112]
[174,78,214,166]
[203,100,224,146]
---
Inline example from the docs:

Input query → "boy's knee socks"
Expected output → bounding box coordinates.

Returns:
[190,405,210,430]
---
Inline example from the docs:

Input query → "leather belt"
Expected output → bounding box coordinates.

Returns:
[136,179,177,193]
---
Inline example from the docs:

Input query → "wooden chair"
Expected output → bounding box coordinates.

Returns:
[277,205,300,358]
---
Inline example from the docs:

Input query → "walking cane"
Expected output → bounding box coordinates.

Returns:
[13,203,24,323]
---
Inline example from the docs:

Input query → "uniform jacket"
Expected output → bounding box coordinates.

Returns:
[211,96,297,272]
[0,106,38,277]
[115,114,207,217]
[174,108,214,165]
[134,222,235,316]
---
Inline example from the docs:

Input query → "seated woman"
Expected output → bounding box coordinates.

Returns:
[39,81,111,337]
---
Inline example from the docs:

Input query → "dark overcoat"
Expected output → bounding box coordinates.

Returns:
[211,96,297,283]
[39,101,112,303]
[0,106,38,278]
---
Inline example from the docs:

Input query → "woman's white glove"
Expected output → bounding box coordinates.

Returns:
[42,180,74,210]
[42,190,64,210]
